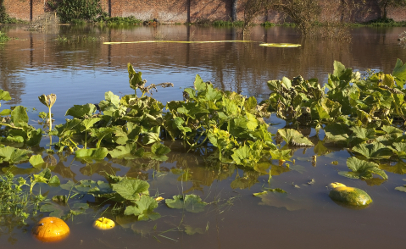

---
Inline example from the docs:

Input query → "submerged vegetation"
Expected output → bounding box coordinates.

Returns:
[1,58,406,238]
[0,30,9,42]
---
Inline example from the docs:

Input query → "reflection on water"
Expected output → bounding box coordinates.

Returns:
[1,24,406,249]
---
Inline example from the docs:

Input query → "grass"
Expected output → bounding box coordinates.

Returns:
[212,20,244,27]
[96,16,142,26]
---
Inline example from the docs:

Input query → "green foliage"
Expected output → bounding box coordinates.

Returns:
[99,16,142,26]
[339,157,388,180]
[50,0,104,23]
[0,31,10,42]
[57,175,160,221]
[0,171,51,224]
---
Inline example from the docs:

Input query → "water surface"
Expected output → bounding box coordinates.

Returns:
[0,24,406,249]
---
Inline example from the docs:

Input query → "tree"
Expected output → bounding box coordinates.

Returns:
[0,0,8,23]
[242,0,320,36]
[379,0,406,19]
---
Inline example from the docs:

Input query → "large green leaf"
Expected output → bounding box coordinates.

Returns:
[333,60,353,81]
[65,103,97,118]
[29,155,45,168]
[109,144,144,159]
[124,195,160,221]
[75,148,109,161]
[352,142,393,160]
[81,117,101,131]
[392,58,406,87]
[128,63,144,90]
[111,178,150,201]
[339,157,388,180]
[0,89,11,101]
[277,129,313,146]
[270,149,291,161]
[0,146,31,165]
[10,106,29,126]
[165,194,208,213]
[150,142,171,161]
[391,142,406,158]
[324,123,350,145]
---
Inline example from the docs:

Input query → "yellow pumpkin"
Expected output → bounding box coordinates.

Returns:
[32,217,70,242]
[93,217,115,230]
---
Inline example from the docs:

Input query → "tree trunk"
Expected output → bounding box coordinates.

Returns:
[232,0,238,21]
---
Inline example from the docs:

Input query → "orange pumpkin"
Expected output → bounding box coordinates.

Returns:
[32,217,70,242]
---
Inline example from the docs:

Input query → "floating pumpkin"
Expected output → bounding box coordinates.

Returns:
[329,182,372,207]
[93,217,115,230]
[32,217,70,242]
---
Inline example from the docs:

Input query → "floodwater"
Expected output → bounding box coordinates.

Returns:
[1,24,406,249]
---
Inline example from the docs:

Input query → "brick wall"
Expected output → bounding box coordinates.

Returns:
[3,0,406,23]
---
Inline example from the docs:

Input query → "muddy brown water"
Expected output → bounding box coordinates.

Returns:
[0,24,406,249]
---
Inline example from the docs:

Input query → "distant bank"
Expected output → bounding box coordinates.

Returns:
[3,0,406,23]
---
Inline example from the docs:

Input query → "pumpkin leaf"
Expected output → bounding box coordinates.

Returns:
[392,58,406,87]
[124,195,160,221]
[65,103,97,118]
[352,142,393,160]
[165,194,208,213]
[75,148,109,161]
[339,157,388,180]
[109,144,144,159]
[270,149,291,161]
[29,155,45,168]
[10,106,29,127]
[0,146,31,165]
[150,142,171,161]
[277,129,313,147]
[112,178,150,201]
[391,142,406,158]
[0,89,11,101]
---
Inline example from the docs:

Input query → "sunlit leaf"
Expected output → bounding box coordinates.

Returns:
[75,148,109,161]
[277,129,313,146]
[392,58,406,87]
[124,195,160,221]
[0,146,31,165]
[10,106,29,126]
[352,142,393,160]
[339,157,388,180]
[0,89,11,101]
[112,178,150,201]
[29,155,45,168]
[65,103,97,118]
